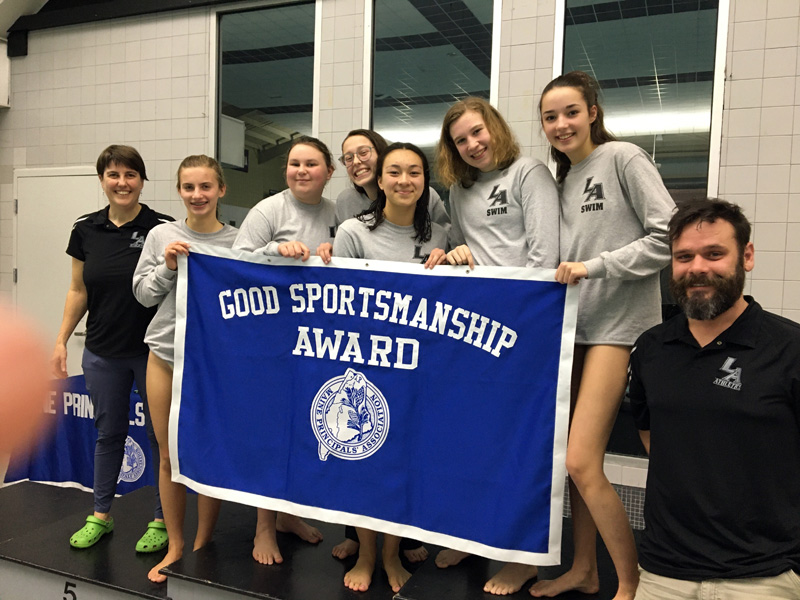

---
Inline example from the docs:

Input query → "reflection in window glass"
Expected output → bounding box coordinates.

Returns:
[372,0,493,195]
[564,0,719,201]
[563,1,720,458]
[217,3,315,225]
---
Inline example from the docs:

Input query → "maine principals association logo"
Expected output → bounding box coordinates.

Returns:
[118,436,146,483]
[311,368,390,461]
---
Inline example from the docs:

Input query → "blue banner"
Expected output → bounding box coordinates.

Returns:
[172,245,577,565]
[5,375,155,494]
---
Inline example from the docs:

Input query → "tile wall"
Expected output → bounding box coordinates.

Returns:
[721,0,800,319]
[0,0,797,315]
[319,0,366,200]
[500,0,557,164]
[0,8,213,296]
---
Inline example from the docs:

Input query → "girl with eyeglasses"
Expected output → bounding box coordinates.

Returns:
[335,129,450,231]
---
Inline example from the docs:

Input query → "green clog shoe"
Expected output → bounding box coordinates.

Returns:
[135,520,168,553]
[69,515,114,548]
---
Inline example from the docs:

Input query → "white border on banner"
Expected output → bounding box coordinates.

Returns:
[172,244,577,566]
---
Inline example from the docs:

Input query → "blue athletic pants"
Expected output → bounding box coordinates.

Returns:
[82,348,162,518]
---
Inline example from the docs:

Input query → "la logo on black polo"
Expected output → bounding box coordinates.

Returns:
[713,357,742,391]
[129,231,145,249]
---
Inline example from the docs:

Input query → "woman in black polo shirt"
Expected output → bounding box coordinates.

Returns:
[51,145,173,552]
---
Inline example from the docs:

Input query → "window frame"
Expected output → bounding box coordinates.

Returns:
[553,0,730,197]
[365,0,502,131]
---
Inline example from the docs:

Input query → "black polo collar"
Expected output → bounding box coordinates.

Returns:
[88,204,161,229]
[664,296,760,350]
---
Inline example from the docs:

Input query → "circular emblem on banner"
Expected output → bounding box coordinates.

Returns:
[311,368,390,461]
[118,436,146,483]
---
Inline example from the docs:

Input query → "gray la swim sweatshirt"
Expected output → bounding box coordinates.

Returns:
[333,216,448,264]
[335,186,451,232]
[447,156,560,268]
[233,189,336,254]
[133,219,239,363]
[560,141,675,344]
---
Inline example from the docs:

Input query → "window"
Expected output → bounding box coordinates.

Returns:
[563,0,720,203]
[371,0,494,196]
[216,2,315,225]
[561,0,722,456]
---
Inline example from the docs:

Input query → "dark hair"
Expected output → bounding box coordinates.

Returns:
[539,71,616,183]
[286,135,335,171]
[342,129,389,196]
[96,145,148,180]
[358,142,432,244]
[436,96,519,188]
[668,198,752,255]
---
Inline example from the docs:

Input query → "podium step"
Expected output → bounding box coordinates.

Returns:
[0,482,170,600]
[165,502,427,600]
[0,481,88,543]
[1,482,625,600]
[165,506,621,600]
[397,519,621,599]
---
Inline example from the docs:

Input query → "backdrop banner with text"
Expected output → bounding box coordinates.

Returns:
[5,375,155,493]
[172,244,576,565]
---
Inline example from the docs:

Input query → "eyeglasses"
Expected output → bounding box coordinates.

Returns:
[339,146,374,167]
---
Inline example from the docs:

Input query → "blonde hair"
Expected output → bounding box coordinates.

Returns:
[176,155,226,190]
[176,155,226,220]
[435,97,519,188]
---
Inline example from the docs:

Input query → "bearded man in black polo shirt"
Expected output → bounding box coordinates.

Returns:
[629,198,800,600]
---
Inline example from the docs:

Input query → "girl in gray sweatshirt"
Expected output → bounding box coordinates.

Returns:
[431,97,559,595]
[335,128,450,233]
[532,71,674,600]
[133,155,237,584]
[333,142,446,594]
[436,96,560,273]
[231,136,335,565]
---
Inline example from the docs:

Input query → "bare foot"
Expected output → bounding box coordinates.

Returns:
[332,537,359,559]
[382,552,410,592]
[344,554,375,592]
[403,545,429,563]
[253,529,283,565]
[435,548,470,568]
[529,568,599,597]
[484,563,539,596]
[147,549,181,583]
[276,512,323,544]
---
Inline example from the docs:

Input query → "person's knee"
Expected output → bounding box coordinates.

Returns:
[95,429,127,447]
[565,449,601,488]
[94,403,131,439]
[159,452,172,472]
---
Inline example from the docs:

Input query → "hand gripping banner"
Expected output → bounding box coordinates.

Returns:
[172,244,577,565]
